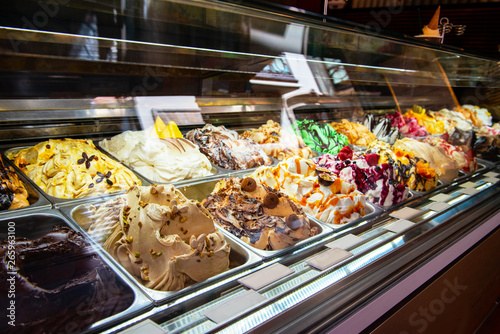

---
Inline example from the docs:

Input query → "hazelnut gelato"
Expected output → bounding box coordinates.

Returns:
[186,124,272,170]
[88,185,230,291]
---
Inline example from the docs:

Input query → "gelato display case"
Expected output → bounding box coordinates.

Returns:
[0,0,500,333]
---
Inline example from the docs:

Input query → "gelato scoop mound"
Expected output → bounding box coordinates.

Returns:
[90,185,230,291]
[203,177,319,250]
[251,157,367,225]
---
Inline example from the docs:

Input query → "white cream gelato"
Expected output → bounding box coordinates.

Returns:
[462,105,493,127]
[100,132,213,183]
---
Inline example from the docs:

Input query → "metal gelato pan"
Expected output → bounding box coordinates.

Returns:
[3,144,149,208]
[60,197,263,306]
[177,179,332,259]
[0,157,51,216]
[0,209,152,334]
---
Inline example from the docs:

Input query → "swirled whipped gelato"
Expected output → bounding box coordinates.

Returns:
[251,157,366,225]
[424,137,477,173]
[8,139,140,199]
[85,185,230,291]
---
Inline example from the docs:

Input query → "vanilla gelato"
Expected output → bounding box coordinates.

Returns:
[462,104,493,127]
[434,109,473,131]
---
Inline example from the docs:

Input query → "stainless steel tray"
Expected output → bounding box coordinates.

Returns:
[60,197,263,306]
[178,178,332,259]
[3,145,149,208]
[0,209,152,334]
[0,159,51,216]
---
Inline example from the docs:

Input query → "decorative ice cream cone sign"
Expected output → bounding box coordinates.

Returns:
[414,6,443,43]
[422,6,441,36]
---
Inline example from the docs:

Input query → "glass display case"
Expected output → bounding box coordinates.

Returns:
[0,1,499,333]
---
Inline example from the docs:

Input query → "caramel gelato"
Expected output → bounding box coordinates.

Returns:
[329,119,377,147]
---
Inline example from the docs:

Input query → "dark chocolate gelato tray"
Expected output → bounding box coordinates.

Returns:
[0,209,152,334]
[59,188,263,306]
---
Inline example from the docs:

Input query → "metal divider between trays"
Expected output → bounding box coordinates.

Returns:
[0,208,153,334]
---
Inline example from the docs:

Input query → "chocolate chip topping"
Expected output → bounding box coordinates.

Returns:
[285,214,302,230]
[263,193,279,209]
[241,177,257,192]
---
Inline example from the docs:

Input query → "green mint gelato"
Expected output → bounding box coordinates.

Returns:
[293,120,348,154]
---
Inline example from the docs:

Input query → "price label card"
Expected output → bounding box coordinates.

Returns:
[459,187,478,195]
[390,207,421,220]
[460,181,477,189]
[430,193,452,202]
[203,290,266,324]
[325,234,363,250]
[238,263,294,291]
[306,248,353,271]
[383,219,415,233]
[120,320,168,334]
[428,201,451,212]
[485,172,499,178]
[484,177,498,184]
